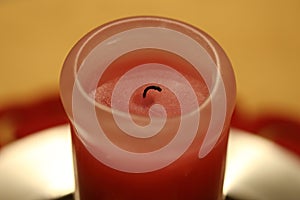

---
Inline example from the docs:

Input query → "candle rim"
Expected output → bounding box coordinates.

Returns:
[61,15,236,121]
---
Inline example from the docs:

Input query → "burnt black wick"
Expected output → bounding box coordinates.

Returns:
[143,85,162,98]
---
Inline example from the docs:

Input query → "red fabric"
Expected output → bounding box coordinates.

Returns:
[231,108,300,157]
[0,95,68,148]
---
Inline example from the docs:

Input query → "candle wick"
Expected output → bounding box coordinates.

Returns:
[143,85,162,98]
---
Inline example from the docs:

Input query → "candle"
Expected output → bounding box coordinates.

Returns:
[60,16,236,200]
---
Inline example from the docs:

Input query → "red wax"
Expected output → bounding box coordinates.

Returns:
[71,49,229,200]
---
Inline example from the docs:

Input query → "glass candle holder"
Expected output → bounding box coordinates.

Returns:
[60,16,236,200]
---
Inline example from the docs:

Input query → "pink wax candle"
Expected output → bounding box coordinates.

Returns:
[60,16,236,200]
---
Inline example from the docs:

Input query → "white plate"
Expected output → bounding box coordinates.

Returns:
[0,125,300,200]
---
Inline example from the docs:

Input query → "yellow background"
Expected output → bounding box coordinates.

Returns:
[0,0,299,119]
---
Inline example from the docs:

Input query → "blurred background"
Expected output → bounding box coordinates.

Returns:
[0,0,300,153]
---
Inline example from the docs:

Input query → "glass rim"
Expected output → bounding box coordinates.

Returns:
[66,15,229,120]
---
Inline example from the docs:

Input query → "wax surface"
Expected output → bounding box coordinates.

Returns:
[90,49,209,116]
[94,76,208,117]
